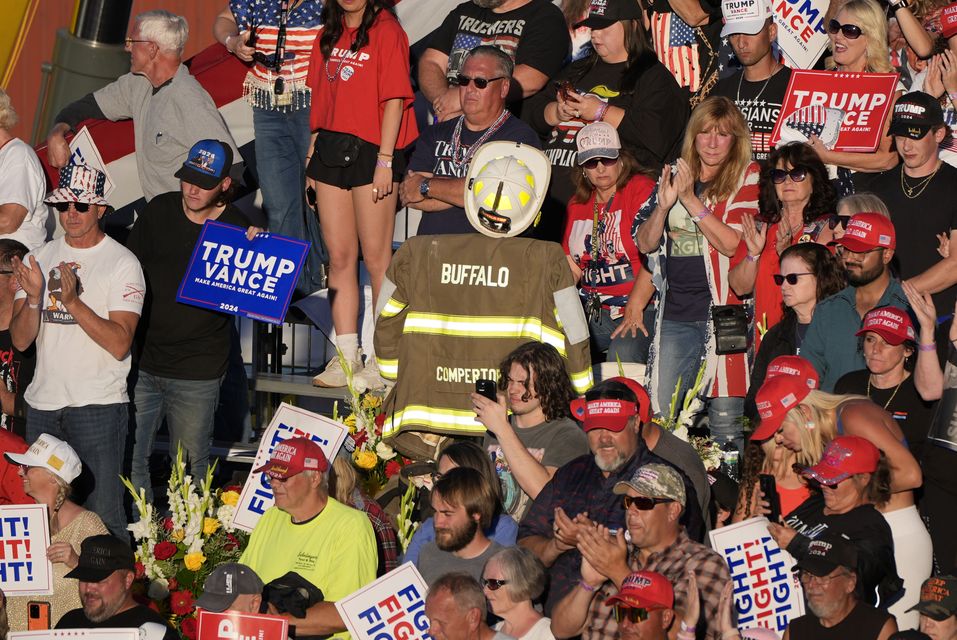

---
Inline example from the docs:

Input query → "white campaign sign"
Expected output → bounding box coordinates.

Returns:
[771,0,830,69]
[68,127,116,198]
[0,504,53,596]
[232,402,349,532]
[337,563,431,640]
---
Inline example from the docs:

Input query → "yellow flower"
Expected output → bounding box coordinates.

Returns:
[353,450,378,470]
[220,490,240,506]
[203,517,221,535]
[184,552,206,571]
[361,394,382,410]
[344,413,357,433]
[171,529,185,543]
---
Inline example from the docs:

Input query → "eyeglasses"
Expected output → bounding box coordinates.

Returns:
[773,272,814,286]
[52,202,92,213]
[827,214,851,230]
[827,19,863,39]
[125,37,153,47]
[835,245,883,257]
[622,495,673,511]
[481,578,509,591]
[614,606,651,623]
[798,569,852,586]
[581,157,619,170]
[454,74,506,89]
[769,167,808,184]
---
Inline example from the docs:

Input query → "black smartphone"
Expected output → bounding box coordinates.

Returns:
[758,474,782,523]
[476,378,498,402]
[28,601,51,630]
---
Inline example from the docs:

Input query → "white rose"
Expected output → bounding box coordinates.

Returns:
[375,441,397,461]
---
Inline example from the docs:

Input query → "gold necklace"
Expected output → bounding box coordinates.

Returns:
[900,163,940,199]
[867,376,904,410]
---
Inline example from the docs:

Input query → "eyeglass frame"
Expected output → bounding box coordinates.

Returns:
[125,37,153,47]
[835,245,885,257]
[797,568,854,586]
[454,74,506,89]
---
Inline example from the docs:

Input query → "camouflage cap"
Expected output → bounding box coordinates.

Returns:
[613,463,686,506]
[908,576,957,621]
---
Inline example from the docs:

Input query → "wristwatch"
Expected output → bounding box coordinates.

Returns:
[419,178,431,198]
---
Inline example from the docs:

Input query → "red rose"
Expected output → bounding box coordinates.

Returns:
[224,533,239,551]
[134,561,145,579]
[167,577,179,591]
[162,517,174,532]
[352,431,368,449]
[374,412,386,434]
[170,590,195,616]
[385,461,401,478]
[153,541,177,561]
[181,615,198,640]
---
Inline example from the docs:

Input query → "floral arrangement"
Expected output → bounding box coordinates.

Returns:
[336,354,411,495]
[121,446,249,640]
[652,361,726,472]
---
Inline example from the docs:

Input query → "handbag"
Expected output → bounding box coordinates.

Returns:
[316,130,361,168]
[711,304,749,355]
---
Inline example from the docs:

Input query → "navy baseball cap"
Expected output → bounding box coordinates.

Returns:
[174,139,233,189]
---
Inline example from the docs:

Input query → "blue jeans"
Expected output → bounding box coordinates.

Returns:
[589,305,657,365]
[252,106,326,293]
[655,318,707,419]
[26,403,129,538]
[131,372,223,500]
[707,395,745,467]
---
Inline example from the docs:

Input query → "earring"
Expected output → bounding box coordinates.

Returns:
[805,420,816,430]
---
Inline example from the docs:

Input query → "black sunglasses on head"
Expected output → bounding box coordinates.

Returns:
[769,167,808,184]
[52,202,92,213]
[827,19,863,39]
[454,74,505,89]
[827,214,851,230]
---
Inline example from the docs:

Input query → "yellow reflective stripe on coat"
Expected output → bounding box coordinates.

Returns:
[382,405,486,438]
[377,357,399,379]
[571,369,594,394]
[380,298,406,318]
[402,313,567,354]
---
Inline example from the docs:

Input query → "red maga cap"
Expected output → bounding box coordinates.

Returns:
[855,306,916,346]
[835,212,895,253]
[604,570,674,610]
[570,377,651,431]
[751,375,812,441]
[765,355,819,390]
[799,435,879,485]
[253,437,329,480]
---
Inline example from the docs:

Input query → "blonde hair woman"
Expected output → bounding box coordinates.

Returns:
[635,95,760,454]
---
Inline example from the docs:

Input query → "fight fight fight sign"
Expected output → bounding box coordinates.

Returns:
[0,504,53,596]
[197,610,289,640]
[337,563,432,640]
[709,517,804,637]
[232,403,348,532]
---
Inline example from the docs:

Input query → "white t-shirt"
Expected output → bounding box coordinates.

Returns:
[0,138,48,249]
[17,235,144,410]
[494,617,555,640]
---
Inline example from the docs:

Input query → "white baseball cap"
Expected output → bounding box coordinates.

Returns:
[6,434,83,484]
[721,0,772,36]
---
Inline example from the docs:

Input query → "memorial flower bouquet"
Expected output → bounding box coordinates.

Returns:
[120,446,249,639]
[653,362,725,472]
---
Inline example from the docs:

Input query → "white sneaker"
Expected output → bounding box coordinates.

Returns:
[353,358,386,393]
[312,354,363,388]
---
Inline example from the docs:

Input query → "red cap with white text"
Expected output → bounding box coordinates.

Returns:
[855,306,916,346]
[253,437,328,480]
[765,355,819,390]
[750,375,812,441]
[605,570,674,610]
[835,212,895,253]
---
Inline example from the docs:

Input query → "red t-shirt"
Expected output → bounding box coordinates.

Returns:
[562,175,655,316]
[0,429,30,505]
[306,11,418,148]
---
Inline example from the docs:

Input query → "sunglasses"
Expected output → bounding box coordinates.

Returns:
[827,214,851,230]
[582,157,618,170]
[52,202,92,213]
[481,578,508,591]
[454,74,506,89]
[769,167,808,184]
[827,19,863,39]
[614,606,651,623]
[773,272,814,286]
[622,495,673,511]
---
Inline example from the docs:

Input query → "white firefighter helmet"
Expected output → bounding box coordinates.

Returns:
[464,142,550,238]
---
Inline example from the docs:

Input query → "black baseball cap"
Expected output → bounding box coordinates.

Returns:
[576,0,644,29]
[793,534,858,577]
[65,535,135,582]
[195,563,264,612]
[174,139,234,190]
[887,92,945,140]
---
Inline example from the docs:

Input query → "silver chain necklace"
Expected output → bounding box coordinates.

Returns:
[735,64,780,107]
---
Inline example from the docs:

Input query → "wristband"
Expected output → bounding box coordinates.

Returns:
[949,92,957,102]
[376,158,393,169]
[578,580,599,592]
[692,208,712,223]
[27,301,39,309]
[745,253,760,262]
[594,102,609,122]
[680,622,696,632]
[919,343,937,352]
[377,152,393,158]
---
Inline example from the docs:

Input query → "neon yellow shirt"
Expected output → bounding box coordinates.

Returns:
[240,498,377,638]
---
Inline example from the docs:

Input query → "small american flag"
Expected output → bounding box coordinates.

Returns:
[652,12,700,92]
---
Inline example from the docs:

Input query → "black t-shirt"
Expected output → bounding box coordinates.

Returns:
[428,0,569,82]
[711,66,792,161]
[126,192,250,379]
[834,370,935,462]
[408,115,541,235]
[788,602,892,640]
[0,328,34,438]
[854,163,957,315]
[57,604,179,640]
[663,182,712,322]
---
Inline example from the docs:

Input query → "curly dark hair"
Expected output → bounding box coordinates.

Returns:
[498,342,575,422]
[758,143,837,224]
[863,451,892,507]
[736,441,767,520]
[319,0,392,59]
[777,243,846,316]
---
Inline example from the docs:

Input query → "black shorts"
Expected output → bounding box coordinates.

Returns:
[306,131,406,189]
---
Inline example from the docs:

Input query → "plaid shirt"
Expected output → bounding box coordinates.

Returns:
[355,492,400,577]
[518,451,705,613]
[584,530,731,640]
